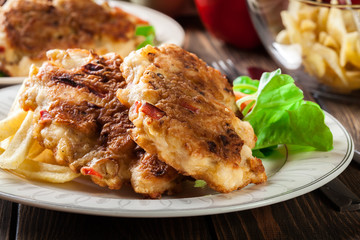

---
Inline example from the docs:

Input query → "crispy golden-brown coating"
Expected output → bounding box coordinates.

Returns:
[131,148,181,198]
[117,44,267,193]
[0,0,147,76]
[19,49,180,197]
[20,49,134,189]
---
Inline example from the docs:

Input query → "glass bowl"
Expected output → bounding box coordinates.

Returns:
[246,0,360,100]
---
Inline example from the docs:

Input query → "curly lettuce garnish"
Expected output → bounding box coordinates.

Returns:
[233,69,333,152]
[135,25,156,49]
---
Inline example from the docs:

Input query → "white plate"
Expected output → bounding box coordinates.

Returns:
[0,85,354,218]
[0,77,26,85]
[0,0,185,85]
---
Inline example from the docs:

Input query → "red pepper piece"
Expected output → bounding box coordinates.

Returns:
[140,102,165,120]
[39,110,52,123]
[180,102,198,113]
[133,101,141,114]
[81,167,103,179]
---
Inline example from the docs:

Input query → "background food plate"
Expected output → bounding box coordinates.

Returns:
[0,85,354,217]
[0,0,185,85]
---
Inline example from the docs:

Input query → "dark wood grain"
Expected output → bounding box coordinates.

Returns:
[15,205,213,240]
[181,16,278,77]
[0,199,14,240]
[210,191,360,240]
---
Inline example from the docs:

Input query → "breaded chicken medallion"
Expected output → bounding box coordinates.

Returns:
[117,44,267,193]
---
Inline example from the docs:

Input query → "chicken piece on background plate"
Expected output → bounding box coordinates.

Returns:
[19,48,180,198]
[0,0,148,76]
[117,44,267,193]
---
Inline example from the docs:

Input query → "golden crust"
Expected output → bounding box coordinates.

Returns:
[117,44,267,193]
[20,49,134,189]
[130,151,181,199]
[19,48,181,197]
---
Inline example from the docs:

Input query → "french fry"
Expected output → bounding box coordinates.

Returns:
[27,140,46,159]
[322,34,339,50]
[275,30,290,44]
[281,11,301,44]
[319,31,339,50]
[33,148,59,165]
[300,31,316,50]
[287,0,302,17]
[277,1,360,92]
[0,136,13,151]
[10,158,80,183]
[0,111,34,169]
[0,76,80,184]
[303,52,326,78]
[311,43,348,86]
[340,32,360,68]
[0,110,27,141]
[326,8,346,45]
[317,7,329,33]
[300,19,316,32]
[342,10,357,32]
[297,5,318,22]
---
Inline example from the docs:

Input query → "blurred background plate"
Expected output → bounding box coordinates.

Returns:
[107,0,185,46]
[0,0,185,86]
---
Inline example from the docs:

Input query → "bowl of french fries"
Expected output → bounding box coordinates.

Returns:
[247,0,360,94]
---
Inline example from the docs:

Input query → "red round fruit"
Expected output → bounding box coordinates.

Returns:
[195,0,261,49]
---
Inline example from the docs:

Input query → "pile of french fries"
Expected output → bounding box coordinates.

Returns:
[0,95,80,183]
[276,0,360,92]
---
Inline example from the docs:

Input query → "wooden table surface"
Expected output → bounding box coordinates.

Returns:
[0,14,360,240]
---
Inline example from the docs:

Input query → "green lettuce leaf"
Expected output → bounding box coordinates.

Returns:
[233,76,259,94]
[252,145,278,158]
[135,25,156,49]
[234,69,333,151]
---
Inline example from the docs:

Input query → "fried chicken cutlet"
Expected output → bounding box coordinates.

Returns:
[117,44,267,193]
[0,0,148,76]
[19,49,180,198]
